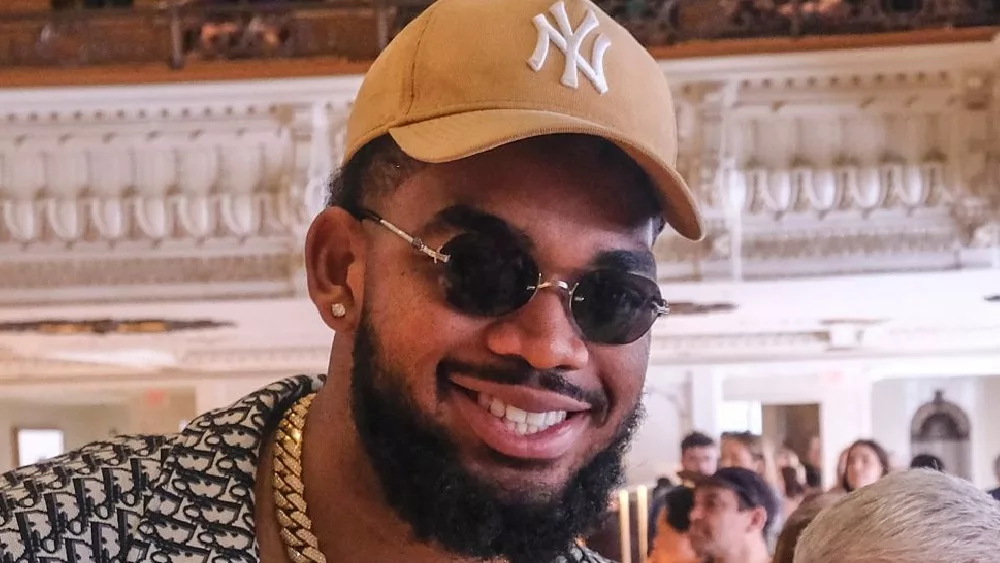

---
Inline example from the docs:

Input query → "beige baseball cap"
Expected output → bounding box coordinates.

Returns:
[343,0,703,241]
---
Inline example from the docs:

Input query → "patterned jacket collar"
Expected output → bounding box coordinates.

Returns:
[127,374,324,563]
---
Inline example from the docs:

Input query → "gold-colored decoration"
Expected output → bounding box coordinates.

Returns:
[273,393,327,563]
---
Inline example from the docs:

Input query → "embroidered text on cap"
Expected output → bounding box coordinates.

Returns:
[527,1,612,95]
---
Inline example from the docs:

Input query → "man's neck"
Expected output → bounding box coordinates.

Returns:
[255,356,488,563]
[714,539,770,563]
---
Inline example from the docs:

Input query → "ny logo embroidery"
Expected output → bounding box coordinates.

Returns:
[528,1,612,95]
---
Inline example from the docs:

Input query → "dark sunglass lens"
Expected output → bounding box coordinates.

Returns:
[439,233,538,317]
[571,270,663,344]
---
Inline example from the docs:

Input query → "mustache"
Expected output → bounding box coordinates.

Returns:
[437,358,609,417]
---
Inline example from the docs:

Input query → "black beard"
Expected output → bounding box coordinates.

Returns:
[350,314,642,563]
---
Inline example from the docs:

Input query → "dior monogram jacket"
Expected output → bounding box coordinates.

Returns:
[0,375,613,563]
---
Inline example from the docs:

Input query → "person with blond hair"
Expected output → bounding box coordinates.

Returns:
[794,469,1000,563]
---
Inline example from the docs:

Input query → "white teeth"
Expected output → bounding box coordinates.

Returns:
[525,412,546,426]
[505,405,528,423]
[476,393,568,435]
[489,398,506,418]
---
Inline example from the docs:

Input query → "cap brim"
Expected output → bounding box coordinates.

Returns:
[388,108,703,241]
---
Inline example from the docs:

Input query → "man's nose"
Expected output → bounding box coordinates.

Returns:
[484,288,589,371]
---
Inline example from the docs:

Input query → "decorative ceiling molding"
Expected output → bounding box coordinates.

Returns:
[0,43,997,303]
[0,251,299,305]
[0,318,233,335]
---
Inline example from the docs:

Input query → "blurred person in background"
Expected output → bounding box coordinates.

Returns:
[719,431,783,548]
[794,470,1000,563]
[802,436,822,489]
[680,431,719,483]
[649,431,719,554]
[827,446,850,493]
[689,467,776,563]
[770,492,841,563]
[841,439,890,492]
[776,446,808,515]
[779,466,807,517]
[909,453,945,471]
[720,432,781,493]
[649,485,703,563]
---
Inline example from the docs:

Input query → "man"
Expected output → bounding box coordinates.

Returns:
[647,431,717,551]
[680,432,719,481]
[909,453,945,471]
[689,467,775,563]
[649,486,701,563]
[0,0,702,562]
[794,469,1000,563]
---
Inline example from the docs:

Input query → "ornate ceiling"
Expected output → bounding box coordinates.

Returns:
[0,41,998,395]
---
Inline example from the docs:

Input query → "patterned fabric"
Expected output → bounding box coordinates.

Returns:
[0,375,614,563]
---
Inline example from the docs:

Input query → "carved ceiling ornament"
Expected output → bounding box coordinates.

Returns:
[1,54,999,302]
[0,318,233,335]
[662,58,1000,280]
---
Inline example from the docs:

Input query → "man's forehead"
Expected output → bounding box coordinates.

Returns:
[697,486,737,502]
[393,145,660,242]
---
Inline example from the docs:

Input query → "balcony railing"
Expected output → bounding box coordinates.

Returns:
[0,0,998,70]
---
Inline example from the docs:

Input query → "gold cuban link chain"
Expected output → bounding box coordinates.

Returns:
[273,393,327,563]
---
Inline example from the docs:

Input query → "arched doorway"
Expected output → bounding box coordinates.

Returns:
[910,390,972,479]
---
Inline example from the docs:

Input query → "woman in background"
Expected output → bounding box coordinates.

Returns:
[841,439,891,492]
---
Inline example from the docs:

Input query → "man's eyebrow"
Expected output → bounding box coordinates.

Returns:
[422,205,656,275]
[591,249,656,275]
[421,204,534,250]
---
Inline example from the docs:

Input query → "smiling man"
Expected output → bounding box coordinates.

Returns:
[0,0,700,562]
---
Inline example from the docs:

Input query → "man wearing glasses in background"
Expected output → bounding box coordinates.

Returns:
[0,0,702,561]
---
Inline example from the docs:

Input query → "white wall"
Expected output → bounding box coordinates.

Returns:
[871,375,1000,489]
[725,371,873,489]
[625,367,691,486]
[0,401,130,473]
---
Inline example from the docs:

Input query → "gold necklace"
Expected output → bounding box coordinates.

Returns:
[273,393,327,563]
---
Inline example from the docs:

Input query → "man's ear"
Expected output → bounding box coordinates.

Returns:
[305,207,367,330]
[747,505,768,535]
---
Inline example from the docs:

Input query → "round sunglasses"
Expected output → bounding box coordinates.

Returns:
[354,208,669,345]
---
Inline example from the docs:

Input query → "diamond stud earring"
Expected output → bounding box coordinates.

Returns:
[331,303,347,318]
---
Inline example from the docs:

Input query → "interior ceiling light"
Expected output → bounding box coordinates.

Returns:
[0,318,233,335]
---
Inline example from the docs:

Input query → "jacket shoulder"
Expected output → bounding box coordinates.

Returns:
[0,435,173,562]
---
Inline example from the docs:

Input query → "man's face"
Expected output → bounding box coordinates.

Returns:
[344,136,660,561]
[682,445,719,476]
[721,438,757,472]
[689,487,761,558]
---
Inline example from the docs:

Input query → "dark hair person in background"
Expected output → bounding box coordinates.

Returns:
[910,454,945,471]
[680,432,719,481]
[841,439,891,492]
[649,432,718,555]
[770,493,842,563]
[649,486,701,563]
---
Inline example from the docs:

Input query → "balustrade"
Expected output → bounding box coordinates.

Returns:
[1,0,997,70]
